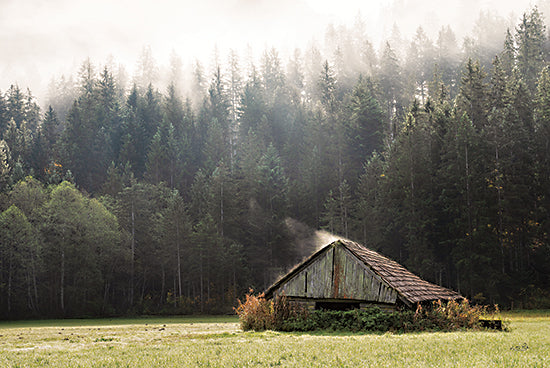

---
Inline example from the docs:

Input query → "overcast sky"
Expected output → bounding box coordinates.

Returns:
[0,0,540,99]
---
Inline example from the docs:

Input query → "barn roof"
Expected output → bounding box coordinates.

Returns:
[265,239,462,306]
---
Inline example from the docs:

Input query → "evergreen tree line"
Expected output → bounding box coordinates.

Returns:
[2,7,550,318]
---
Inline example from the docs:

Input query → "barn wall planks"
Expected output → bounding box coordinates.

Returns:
[278,246,334,298]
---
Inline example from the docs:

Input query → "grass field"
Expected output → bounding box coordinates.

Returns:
[0,312,549,367]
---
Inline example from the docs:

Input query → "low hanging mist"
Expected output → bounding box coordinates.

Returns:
[0,0,541,100]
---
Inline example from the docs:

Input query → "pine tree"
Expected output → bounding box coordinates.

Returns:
[119,85,146,178]
[436,26,461,97]
[5,85,25,128]
[114,182,169,307]
[142,84,162,145]
[345,75,385,179]
[485,56,511,274]
[134,46,159,90]
[536,66,550,163]
[227,50,243,152]
[501,28,516,77]
[287,48,305,97]
[0,140,10,190]
[3,118,33,178]
[96,66,122,163]
[238,69,267,140]
[318,61,338,116]
[0,90,8,139]
[191,214,222,312]
[472,10,509,70]
[33,106,61,179]
[23,88,41,134]
[515,7,547,93]
[144,120,178,187]
[168,51,184,97]
[154,190,191,304]
[456,59,488,130]
[405,27,435,104]
[261,48,285,101]
[533,69,550,287]
[45,74,77,122]
[356,152,386,247]
[379,42,403,134]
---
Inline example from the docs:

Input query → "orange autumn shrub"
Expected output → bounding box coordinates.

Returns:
[234,290,274,331]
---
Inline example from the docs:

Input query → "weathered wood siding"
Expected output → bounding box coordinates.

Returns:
[277,246,335,298]
[274,244,398,304]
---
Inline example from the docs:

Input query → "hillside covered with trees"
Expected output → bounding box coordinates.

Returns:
[2,7,550,318]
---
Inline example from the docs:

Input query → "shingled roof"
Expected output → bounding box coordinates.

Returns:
[265,239,462,306]
[340,240,461,304]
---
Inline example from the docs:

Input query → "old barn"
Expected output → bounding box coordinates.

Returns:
[265,239,462,310]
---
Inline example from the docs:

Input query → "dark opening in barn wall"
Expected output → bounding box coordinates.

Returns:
[315,301,360,311]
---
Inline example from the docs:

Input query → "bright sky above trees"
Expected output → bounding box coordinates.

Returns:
[0,0,539,98]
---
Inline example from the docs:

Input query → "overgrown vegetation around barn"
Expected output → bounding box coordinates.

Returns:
[235,292,504,333]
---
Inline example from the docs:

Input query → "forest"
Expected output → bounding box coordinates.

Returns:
[2,6,550,319]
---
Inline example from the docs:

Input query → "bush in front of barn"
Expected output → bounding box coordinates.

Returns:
[234,290,275,331]
[234,292,310,331]
[290,299,493,332]
[235,291,502,332]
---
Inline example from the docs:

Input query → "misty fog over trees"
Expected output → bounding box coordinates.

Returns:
[2,6,550,318]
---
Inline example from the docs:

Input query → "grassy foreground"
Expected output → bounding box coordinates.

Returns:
[0,312,548,367]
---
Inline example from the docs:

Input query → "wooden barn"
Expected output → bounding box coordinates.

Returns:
[265,239,462,310]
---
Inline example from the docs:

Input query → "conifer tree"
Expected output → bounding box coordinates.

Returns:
[515,7,547,92]
[345,75,385,179]
[379,42,403,134]
[0,91,7,139]
[501,28,516,77]
[33,106,61,180]
[5,85,25,128]
[456,59,488,130]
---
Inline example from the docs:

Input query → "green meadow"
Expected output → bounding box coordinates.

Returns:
[0,312,548,367]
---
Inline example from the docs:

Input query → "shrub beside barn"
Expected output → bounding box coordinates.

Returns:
[265,240,462,311]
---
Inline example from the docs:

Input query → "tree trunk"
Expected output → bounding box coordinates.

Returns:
[232,258,236,300]
[26,270,32,311]
[200,247,204,313]
[130,201,135,305]
[32,251,38,312]
[160,266,165,306]
[103,281,110,314]
[7,257,12,314]
[140,269,146,302]
[176,222,182,300]
[220,179,224,238]
[173,276,177,307]
[495,144,505,274]
[60,249,65,314]
[207,250,211,304]
[457,269,461,294]
[465,143,474,285]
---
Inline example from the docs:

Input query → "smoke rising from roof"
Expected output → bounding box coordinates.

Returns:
[285,218,347,264]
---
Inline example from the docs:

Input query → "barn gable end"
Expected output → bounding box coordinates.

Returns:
[275,243,397,304]
[265,240,462,309]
